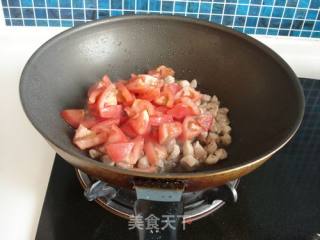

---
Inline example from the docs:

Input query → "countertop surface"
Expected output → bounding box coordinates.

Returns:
[0,26,319,240]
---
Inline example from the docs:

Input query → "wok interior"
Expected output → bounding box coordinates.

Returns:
[20,17,303,174]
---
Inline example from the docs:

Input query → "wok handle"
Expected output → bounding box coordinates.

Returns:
[133,184,184,240]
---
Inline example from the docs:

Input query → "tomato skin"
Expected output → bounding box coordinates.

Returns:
[144,141,158,166]
[120,122,138,138]
[99,105,123,119]
[158,122,182,144]
[87,74,112,104]
[129,136,144,164]
[73,125,108,150]
[106,124,128,144]
[149,115,173,126]
[91,119,120,133]
[116,82,135,106]
[97,85,117,116]
[180,116,202,141]
[179,97,200,115]
[128,110,150,135]
[166,83,181,95]
[105,142,135,162]
[167,103,193,120]
[61,109,85,128]
[138,87,161,102]
[156,65,175,78]
[154,87,174,108]
[196,113,213,131]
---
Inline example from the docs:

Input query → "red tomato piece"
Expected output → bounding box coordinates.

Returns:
[138,87,161,102]
[196,113,213,131]
[156,65,175,78]
[158,122,182,144]
[61,109,85,128]
[177,97,200,115]
[106,124,128,144]
[180,116,202,141]
[126,75,163,94]
[126,99,155,117]
[128,110,150,135]
[99,105,123,119]
[154,87,175,108]
[105,142,135,162]
[155,106,170,114]
[91,119,120,133]
[80,115,102,129]
[97,84,117,115]
[73,125,108,150]
[144,140,167,166]
[129,136,144,164]
[167,103,193,120]
[149,114,173,126]
[120,122,138,138]
[87,74,112,104]
[116,82,135,106]
[166,83,182,95]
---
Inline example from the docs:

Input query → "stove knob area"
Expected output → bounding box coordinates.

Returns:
[84,180,117,202]
[202,182,238,204]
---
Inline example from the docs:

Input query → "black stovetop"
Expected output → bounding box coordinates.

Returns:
[36,79,320,240]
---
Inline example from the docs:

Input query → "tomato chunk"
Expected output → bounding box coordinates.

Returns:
[129,136,144,164]
[73,125,108,150]
[144,141,167,166]
[180,116,202,141]
[99,105,123,119]
[158,122,182,144]
[149,115,173,126]
[87,74,112,104]
[91,119,120,133]
[105,142,135,162]
[61,109,85,128]
[196,113,213,131]
[167,103,193,120]
[128,110,150,135]
[116,82,135,106]
[106,124,128,144]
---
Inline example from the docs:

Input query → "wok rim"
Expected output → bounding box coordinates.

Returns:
[19,15,305,179]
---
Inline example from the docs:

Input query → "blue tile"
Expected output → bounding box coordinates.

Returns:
[275,0,285,6]
[175,1,186,12]
[1,0,7,7]
[292,20,304,29]
[256,28,267,34]
[8,0,20,7]
[200,3,211,14]
[251,0,262,4]
[280,19,292,28]
[246,16,258,26]
[286,0,298,7]
[21,0,32,7]
[236,5,249,15]
[34,0,45,7]
[261,6,272,16]
[9,8,22,18]
[98,10,109,18]
[3,7,10,18]
[187,2,199,13]
[37,19,48,26]
[248,6,259,16]
[272,7,284,17]
[244,27,255,34]
[111,0,122,9]
[35,8,47,18]
[12,19,24,25]
[306,10,317,20]
[47,0,58,7]
[267,28,278,35]
[60,0,71,8]
[111,10,122,16]
[99,0,109,9]
[199,14,210,21]
[239,0,250,3]
[212,3,223,14]
[73,9,84,19]
[85,0,96,8]
[314,22,320,31]
[162,1,173,12]
[263,0,275,4]
[311,31,320,38]
[295,9,307,19]
[211,15,222,24]
[123,10,134,15]
[284,8,295,18]
[224,4,236,15]
[48,8,59,18]
[222,16,234,25]
[310,0,320,8]
[49,19,60,26]
[303,20,315,30]
[137,0,148,10]
[290,30,300,36]
[22,8,34,18]
[226,0,237,3]
[86,9,96,19]
[270,18,281,27]
[149,0,160,11]
[301,31,312,37]
[62,20,73,27]
[235,16,246,26]
[73,0,84,8]
[279,29,289,35]
[258,17,268,27]
[5,19,12,25]
[61,8,72,19]
[298,0,310,7]
[25,19,35,26]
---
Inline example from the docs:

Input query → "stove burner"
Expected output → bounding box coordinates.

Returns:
[76,170,239,223]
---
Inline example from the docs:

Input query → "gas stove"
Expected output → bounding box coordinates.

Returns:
[36,79,320,239]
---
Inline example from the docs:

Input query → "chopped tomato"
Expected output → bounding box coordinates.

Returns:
[61,109,85,128]
[116,82,135,106]
[155,106,170,114]
[99,105,123,119]
[144,141,158,166]
[156,65,175,78]
[196,113,213,131]
[126,99,155,117]
[180,116,202,141]
[167,103,193,120]
[106,124,128,144]
[73,125,108,150]
[149,114,173,126]
[91,119,120,133]
[138,87,160,101]
[126,75,162,94]
[158,122,182,144]
[97,84,117,116]
[80,115,103,129]
[128,110,150,135]
[166,83,182,95]
[177,97,200,115]
[87,74,112,104]
[129,136,144,164]
[154,86,174,108]
[105,142,135,162]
